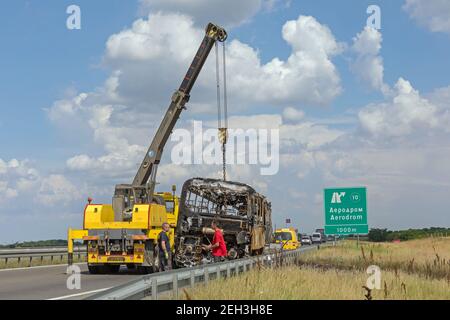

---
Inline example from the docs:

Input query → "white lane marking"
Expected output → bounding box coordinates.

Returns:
[0,262,84,272]
[47,287,112,300]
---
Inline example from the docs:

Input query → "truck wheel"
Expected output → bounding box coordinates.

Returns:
[97,265,112,274]
[97,265,107,274]
[88,265,99,274]
[137,266,152,274]
[108,265,121,273]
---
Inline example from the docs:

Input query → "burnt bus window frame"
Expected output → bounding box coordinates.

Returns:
[183,189,249,217]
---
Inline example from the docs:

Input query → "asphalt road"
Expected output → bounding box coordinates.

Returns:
[0,244,330,300]
[0,263,143,300]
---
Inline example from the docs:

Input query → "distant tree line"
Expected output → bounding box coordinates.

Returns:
[0,239,68,249]
[368,227,450,242]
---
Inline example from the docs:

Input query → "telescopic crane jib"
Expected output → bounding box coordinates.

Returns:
[112,23,228,221]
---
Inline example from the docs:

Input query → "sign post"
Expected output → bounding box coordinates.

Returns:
[324,187,368,237]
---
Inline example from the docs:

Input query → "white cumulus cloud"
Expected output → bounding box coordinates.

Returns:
[0,159,39,201]
[351,26,389,95]
[103,13,343,110]
[404,0,450,34]
[35,175,82,206]
[282,107,305,122]
[358,78,438,138]
[138,0,265,27]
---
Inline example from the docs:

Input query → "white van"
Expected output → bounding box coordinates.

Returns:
[311,232,322,244]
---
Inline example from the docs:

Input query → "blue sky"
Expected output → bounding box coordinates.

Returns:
[0,0,449,243]
[0,1,133,160]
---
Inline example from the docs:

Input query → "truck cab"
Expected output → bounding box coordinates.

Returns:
[156,191,179,229]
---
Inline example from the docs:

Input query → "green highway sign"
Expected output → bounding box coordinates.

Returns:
[324,187,368,235]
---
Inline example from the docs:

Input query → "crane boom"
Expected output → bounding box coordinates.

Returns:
[113,23,227,218]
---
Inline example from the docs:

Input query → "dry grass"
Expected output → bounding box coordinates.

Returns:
[0,255,86,269]
[180,266,450,300]
[298,237,450,281]
[179,237,450,300]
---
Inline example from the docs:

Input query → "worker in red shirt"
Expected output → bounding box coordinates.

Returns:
[203,220,228,262]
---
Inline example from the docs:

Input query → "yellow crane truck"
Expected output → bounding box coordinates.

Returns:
[67,22,228,274]
[68,191,179,274]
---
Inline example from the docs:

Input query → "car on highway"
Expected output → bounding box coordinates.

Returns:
[311,232,323,244]
[274,228,300,250]
[300,235,312,245]
[326,235,336,242]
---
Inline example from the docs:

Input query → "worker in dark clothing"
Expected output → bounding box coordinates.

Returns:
[157,222,172,271]
[203,220,228,262]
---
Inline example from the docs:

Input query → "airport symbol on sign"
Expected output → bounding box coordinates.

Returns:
[331,192,346,203]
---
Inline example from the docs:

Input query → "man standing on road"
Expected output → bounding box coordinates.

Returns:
[157,222,172,271]
[203,220,228,262]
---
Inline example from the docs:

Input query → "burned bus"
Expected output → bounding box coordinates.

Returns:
[174,178,273,267]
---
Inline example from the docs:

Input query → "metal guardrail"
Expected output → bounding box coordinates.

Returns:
[0,246,86,267]
[89,245,321,300]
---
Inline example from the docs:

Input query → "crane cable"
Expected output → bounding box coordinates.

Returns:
[215,40,228,182]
